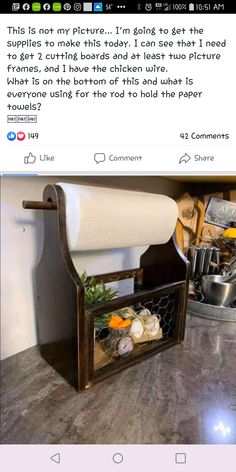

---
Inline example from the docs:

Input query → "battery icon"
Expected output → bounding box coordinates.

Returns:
[189,3,194,11]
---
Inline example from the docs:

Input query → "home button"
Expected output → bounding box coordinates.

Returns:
[112,453,124,464]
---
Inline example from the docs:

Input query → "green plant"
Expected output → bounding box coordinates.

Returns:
[81,271,119,306]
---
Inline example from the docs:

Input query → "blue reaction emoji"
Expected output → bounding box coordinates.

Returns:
[7,131,16,141]
[93,2,103,12]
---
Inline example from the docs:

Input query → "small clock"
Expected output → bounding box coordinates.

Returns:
[117,335,134,357]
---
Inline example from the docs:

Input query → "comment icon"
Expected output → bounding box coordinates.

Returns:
[94,153,106,164]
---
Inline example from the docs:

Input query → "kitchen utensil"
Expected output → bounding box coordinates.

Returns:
[210,247,220,273]
[220,269,236,283]
[187,246,218,279]
[203,247,214,275]
[201,274,236,307]
[196,246,207,277]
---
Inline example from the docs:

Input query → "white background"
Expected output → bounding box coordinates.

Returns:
[0,14,235,173]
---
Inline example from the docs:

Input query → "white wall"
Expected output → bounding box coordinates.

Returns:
[1,176,184,360]
[1,176,53,360]
[1,176,89,360]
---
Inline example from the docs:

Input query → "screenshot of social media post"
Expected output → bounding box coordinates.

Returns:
[0,3,236,472]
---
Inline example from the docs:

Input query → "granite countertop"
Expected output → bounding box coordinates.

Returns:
[1,314,236,444]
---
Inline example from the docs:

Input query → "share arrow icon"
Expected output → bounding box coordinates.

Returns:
[50,453,61,464]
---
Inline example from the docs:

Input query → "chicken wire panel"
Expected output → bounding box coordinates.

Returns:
[93,290,179,371]
[139,291,177,337]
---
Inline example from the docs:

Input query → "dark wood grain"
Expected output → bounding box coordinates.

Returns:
[25,185,189,391]
[86,281,184,317]
[35,185,87,390]
[90,268,143,288]
[140,234,190,342]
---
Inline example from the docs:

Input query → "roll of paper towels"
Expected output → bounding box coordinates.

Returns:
[57,183,178,251]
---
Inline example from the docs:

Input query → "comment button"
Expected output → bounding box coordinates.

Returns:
[94,153,106,164]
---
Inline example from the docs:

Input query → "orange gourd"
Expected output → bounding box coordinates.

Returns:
[108,315,131,329]
[119,319,132,329]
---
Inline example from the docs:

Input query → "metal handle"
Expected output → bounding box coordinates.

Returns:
[22,200,57,210]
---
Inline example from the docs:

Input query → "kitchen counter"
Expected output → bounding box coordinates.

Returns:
[1,315,236,444]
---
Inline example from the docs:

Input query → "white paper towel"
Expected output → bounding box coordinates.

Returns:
[57,183,178,251]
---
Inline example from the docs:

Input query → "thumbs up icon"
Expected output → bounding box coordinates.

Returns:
[24,152,36,164]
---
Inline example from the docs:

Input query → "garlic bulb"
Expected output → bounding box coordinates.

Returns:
[139,308,151,317]
[130,318,144,339]
[143,315,160,336]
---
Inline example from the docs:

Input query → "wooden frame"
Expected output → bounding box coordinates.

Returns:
[205,196,236,228]
[23,184,190,391]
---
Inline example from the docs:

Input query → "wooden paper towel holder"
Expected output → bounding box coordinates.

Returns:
[23,184,190,392]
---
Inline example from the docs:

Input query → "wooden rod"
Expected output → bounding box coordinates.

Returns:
[22,200,57,210]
